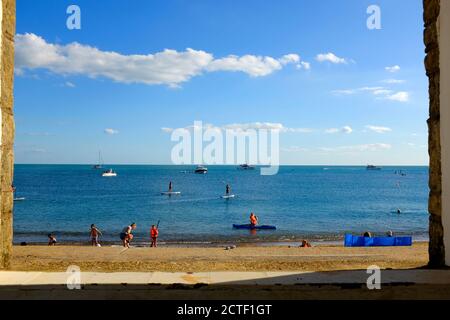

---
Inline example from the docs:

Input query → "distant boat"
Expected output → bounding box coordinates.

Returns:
[93,151,103,169]
[367,165,382,171]
[194,166,208,174]
[102,169,117,177]
[238,164,255,170]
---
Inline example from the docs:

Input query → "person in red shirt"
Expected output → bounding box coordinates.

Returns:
[249,212,258,227]
[150,225,159,247]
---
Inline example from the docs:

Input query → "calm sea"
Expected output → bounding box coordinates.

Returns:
[12,165,429,245]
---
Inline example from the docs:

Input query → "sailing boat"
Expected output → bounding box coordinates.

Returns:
[93,151,103,169]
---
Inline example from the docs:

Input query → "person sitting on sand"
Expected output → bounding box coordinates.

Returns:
[120,223,137,248]
[250,212,258,226]
[150,225,159,248]
[300,240,312,248]
[226,184,231,195]
[90,224,103,247]
[48,233,57,246]
[168,181,173,192]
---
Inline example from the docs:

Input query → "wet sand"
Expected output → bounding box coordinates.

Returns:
[11,242,429,272]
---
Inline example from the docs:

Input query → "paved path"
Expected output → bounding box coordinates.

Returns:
[1,270,450,286]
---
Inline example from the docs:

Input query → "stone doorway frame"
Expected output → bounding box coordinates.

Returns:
[0,0,447,268]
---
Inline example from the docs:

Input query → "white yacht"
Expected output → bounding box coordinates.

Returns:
[102,169,117,177]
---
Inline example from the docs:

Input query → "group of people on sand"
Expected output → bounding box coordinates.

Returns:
[116,223,159,248]
[47,223,159,248]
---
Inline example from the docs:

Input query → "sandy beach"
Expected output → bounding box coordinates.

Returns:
[11,242,428,272]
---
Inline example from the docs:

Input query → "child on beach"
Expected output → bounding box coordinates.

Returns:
[120,223,137,248]
[90,224,102,247]
[48,234,57,246]
[150,225,159,247]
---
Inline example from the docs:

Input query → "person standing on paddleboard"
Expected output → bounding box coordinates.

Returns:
[226,184,231,196]
[168,181,173,192]
[150,225,159,247]
[250,213,258,227]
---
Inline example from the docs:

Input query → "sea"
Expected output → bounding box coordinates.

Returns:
[12,165,429,246]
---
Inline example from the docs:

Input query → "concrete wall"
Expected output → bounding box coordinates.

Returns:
[440,0,450,266]
[424,0,445,267]
[0,0,15,269]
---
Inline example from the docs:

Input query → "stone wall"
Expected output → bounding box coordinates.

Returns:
[424,0,445,267]
[0,0,15,269]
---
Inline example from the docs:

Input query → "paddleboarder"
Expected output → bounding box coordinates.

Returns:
[226,184,231,196]
[168,181,173,193]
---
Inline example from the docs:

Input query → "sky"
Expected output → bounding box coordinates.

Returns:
[14,0,429,165]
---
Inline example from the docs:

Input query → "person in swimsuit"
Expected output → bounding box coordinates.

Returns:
[120,223,137,248]
[90,224,102,247]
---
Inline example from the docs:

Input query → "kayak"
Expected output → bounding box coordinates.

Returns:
[161,191,181,196]
[221,194,235,199]
[233,224,276,230]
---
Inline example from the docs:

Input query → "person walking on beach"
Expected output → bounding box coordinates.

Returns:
[250,212,258,227]
[120,223,137,248]
[90,224,102,247]
[48,233,57,246]
[168,181,173,192]
[150,225,159,247]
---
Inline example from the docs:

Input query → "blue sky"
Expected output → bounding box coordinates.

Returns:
[14,0,428,165]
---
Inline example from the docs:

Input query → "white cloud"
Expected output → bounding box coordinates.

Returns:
[162,122,314,134]
[332,86,409,103]
[104,128,119,135]
[382,79,405,84]
[296,61,311,70]
[319,143,392,153]
[365,125,392,134]
[386,91,409,102]
[15,33,303,86]
[325,126,353,134]
[385,65,401,73]
[64,81,75,88]
[315,52,347,64]
[279,54,300,65]
[281,146,309,152]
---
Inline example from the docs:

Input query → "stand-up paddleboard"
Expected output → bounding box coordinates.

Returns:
[233,224,276,230]
[14,197,26,202]
[221,194,235,199]
[161,191,181,196]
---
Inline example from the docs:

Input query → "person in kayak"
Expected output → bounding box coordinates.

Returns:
[250,213,258,227]
[168,181,173,192]
[150,225,159,248]
[226,184,231,196]
[120,223,137,248]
